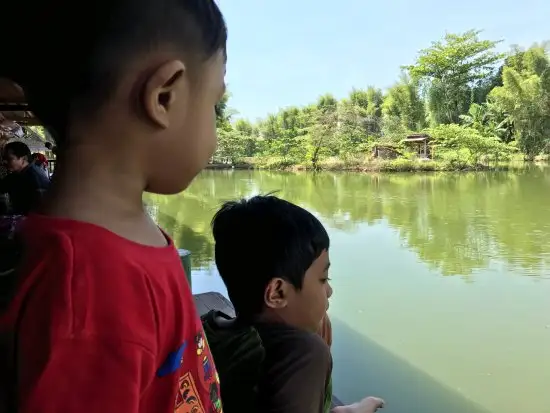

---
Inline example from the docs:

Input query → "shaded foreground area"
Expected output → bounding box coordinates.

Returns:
[331,318,491,413]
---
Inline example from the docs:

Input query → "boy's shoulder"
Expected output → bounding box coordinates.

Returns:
[255,321,331,365]
[254,322,332,412]
[27,164,50,186]
[18,214,186,300]
[10,215,188,346]
[21,214,179,267]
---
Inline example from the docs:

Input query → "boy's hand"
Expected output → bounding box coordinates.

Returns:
[333,397,385,413]
[354,397,385,412]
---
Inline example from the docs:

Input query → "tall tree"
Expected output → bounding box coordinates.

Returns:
[382,74,426,132]
[406,30,504,124]
[489,46,550,160]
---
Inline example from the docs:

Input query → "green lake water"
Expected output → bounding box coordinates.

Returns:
[146,168,550,413]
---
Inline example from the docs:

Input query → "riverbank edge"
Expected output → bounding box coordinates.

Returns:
[206,159,528,173]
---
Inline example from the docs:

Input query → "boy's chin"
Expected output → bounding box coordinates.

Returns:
[144,178,192,195]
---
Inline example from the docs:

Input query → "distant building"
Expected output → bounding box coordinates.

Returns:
[372,144,402,160]
[403,134,431,159]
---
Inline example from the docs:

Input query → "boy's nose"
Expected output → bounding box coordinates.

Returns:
[326,282,333,299]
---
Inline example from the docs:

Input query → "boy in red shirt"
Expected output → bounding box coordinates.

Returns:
[0,0,227,412]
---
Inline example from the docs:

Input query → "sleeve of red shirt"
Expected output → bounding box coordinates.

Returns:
[14,233,158,413]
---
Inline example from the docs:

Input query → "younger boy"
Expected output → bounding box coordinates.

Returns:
[0,0,227,412]
[206,195,384,413]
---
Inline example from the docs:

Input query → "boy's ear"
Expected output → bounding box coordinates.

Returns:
[264,278,291,309]
[141,59,187,129]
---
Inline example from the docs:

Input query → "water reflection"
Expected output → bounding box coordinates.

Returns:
[146,167,550,277]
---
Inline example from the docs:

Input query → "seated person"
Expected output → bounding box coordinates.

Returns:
[0,141,50,215]
[203,195,384,413]
[31,152,50,178]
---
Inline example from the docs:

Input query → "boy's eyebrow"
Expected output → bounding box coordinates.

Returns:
[325,262,331,271]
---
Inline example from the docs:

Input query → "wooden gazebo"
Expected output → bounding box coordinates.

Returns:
[372,143,402,160]
[403,133,431,159]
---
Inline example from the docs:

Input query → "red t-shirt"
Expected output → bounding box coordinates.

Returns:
[0,215,221,413]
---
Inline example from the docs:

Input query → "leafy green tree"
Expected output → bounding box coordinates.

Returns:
[211,33,549,169]
[304,96,339,169]
[428,123,515,165]
[406,30,504,125]
[382,74,426,131]
[489,46,550,160]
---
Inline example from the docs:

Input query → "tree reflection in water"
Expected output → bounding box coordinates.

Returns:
[146,166,550,277]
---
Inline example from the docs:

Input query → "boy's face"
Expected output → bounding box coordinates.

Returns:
[143,51,226,194]
[265,249,333,331]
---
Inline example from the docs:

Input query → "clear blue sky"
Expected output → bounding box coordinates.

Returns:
[219,0,549,120]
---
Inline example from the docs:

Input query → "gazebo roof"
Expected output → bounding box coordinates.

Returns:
[404,133,431,143]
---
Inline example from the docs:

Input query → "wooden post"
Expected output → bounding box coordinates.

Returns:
[178,249,192,289]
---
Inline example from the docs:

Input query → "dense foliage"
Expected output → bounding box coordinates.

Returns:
[215,31,550,170]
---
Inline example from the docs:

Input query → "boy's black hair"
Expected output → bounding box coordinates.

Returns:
[211,195,330,320]
[4,0,227,147]
[3,142,31,162]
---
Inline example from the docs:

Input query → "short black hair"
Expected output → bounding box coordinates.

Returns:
[4,142,31,161]
[212,195,330,319]
[5,0,227,147]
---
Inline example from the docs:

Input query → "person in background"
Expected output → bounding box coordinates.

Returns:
[0,141,50,215]
[0,143,8,214]
[204,195,385,413]
[0,0,227,412]
[44,141,56,156]
[0,144,7,180]
[31,153,49,178]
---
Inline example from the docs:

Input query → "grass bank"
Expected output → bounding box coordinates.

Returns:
[250,156,529,172]
[206,155,537,173]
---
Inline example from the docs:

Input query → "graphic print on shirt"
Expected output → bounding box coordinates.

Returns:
[195,332,214,382]
[175,372,204,413]
[194,329,222,412]
[157,341,188,377]
[172,327,222,413]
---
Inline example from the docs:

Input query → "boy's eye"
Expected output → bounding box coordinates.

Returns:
[321,277,331,283]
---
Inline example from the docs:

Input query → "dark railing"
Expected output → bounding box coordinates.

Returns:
[178,249,192,288]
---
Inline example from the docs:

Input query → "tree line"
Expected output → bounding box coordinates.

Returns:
[214,30,550,170]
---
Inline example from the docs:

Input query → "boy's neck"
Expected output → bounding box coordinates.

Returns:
[42,143,166,246]
[254,311,293,327]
